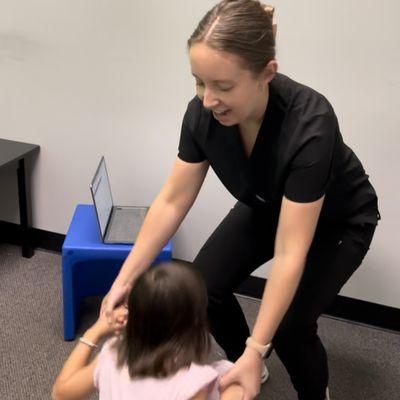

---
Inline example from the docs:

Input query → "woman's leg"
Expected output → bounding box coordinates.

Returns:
[273,223,376,400]
[193,203,276,361]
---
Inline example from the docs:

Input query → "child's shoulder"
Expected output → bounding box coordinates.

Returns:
[186,360,233,379]
[99,337,120,360]
[174,361,234,399]
[93,337,121,386]
[210,360,234,376]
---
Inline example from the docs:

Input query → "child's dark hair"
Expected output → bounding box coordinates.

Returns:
[117,262,211,378]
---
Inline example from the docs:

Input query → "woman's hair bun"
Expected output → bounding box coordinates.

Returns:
[263,4,275,17]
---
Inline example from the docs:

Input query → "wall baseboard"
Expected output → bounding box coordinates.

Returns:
[236,275,400,333]
[1,220,399,333]
[0,220,65,253]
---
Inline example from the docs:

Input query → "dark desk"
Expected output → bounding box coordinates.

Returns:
[0,138,40,257]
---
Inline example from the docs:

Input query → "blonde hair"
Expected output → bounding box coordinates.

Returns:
[188,0,276,76]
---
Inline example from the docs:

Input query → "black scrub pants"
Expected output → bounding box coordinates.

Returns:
[193,202,376,400]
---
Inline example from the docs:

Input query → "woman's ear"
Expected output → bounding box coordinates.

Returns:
[264,59,278,84]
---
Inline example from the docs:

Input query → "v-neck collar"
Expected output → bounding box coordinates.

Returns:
[234,90,274,164]
[204,77,281,171]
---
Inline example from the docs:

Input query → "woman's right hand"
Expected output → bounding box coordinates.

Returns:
[92,305,128,340]
[101,282,131,324]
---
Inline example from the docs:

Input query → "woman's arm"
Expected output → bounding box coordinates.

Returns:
[251,195,324,346]
[220,195,324,400]
[103,157,209,316]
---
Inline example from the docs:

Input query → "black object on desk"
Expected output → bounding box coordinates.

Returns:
[0,138,40,258]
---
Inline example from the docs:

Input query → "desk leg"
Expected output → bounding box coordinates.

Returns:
[17,158,34,258]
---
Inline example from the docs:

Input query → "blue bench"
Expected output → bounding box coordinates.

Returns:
[62,204,172,340]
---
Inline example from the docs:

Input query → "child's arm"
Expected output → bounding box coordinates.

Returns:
[220,384,244,400]
[189,384,244,400]
[189,388,208,400]
[52,327,100,400]
[52,306,127,400]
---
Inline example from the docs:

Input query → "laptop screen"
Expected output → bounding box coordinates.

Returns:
[90,157,113,238]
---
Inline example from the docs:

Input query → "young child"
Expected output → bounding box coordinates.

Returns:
[53,262,243,400]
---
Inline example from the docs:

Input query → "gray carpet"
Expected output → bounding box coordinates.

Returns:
[0,243,399,399]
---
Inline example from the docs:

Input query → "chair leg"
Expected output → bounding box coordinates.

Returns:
[62,257,78,340]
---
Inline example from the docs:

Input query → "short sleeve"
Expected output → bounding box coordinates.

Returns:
[211,360,234,376]
[93,344,106,389]
[177,364,219,399]
[284,110,337,203]
[93,338,117,390]
[178,98,207,163]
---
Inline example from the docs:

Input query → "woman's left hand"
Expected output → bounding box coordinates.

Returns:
[219,347,263,400]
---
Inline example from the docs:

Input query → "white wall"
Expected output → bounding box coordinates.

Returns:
[1,0,399,309]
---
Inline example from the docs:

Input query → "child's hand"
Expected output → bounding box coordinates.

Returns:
[91,305,128,340]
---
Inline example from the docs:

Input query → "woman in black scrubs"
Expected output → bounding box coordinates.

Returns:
[103,1,379,399]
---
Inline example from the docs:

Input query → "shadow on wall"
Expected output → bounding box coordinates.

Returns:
[0,32,45,63]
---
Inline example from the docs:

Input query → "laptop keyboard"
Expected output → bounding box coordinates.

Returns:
[106,207,148,243]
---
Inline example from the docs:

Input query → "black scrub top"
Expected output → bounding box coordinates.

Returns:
[178,73,379,226]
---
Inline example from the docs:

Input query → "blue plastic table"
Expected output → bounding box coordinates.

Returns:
[62,204,172,340]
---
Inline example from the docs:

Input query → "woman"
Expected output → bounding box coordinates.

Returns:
[103,1,379,399]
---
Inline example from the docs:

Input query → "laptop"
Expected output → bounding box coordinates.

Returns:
[90,157,149,244]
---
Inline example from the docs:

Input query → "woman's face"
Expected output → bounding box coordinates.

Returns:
[189,42,275,127]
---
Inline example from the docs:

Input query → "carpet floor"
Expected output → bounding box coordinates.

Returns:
[0,244,399,399]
